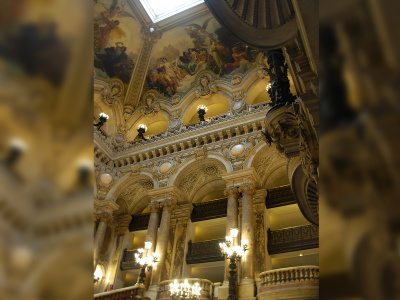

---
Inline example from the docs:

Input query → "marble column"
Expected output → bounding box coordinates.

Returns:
[106,214,132,289]
[151,200,174,285]
[146,201,161,253]
[223,187,239,284]
[239,183,255,289]
[94,212,112,269]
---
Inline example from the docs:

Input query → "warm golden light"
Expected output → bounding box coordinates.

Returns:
[197,104,208,112]
[138,124,147,131]
[144,241,152,250]
[99,112,109,119]
[94,265,103,282]
[230,228,239,238]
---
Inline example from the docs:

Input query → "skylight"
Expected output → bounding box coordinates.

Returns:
[140,0,204,23]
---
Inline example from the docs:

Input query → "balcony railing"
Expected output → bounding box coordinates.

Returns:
[158,278,213,300]
[265,185,296,208]
[186,239,225,264]
[129,213,153,231]
[120,249,140,270]
[127,101,270,149]
[94,285,140,300]
[191,198,227,222]
[267,224,318,254]
[258,266,319,300]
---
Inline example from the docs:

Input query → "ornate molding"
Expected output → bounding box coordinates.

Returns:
[138,91,161,116]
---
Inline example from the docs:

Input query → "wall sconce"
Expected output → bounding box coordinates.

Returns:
[5,138,26,167]
[94,265,103,283]
[94,112,109,129]
[266,82,272,91]
[197,105,208,122]
[137,124,147,141]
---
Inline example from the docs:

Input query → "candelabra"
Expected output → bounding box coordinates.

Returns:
[137,124,147,141]
[94,112,109,129]
[219,228,248,300]
[169,279,201,300]
[135,242,159,284]
[197,105,208,122]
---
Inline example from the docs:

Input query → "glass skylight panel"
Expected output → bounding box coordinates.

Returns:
[140,0,204,23]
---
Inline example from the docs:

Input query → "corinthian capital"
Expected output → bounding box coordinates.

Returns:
[160,199,176,211]
[224,186,239,197]
[238,183,255,195]
[148,201,161,213]
[94,211,113,223]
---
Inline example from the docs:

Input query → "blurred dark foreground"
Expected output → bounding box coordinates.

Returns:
[0,0,399,299]
[319,0,400,299]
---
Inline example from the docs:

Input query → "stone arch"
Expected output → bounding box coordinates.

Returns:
[250,144,287,189]
[170,157,230,203]
[181,93,231,125]
[168,154,232,187]
[105,172,158,202]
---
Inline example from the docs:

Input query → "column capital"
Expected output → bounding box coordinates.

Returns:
[148,201,162,213]
[94,198,119,216]
[238,183,255,195]
[222,168,260,189]
[224,186,239,197]
[94,210,113,223]
[160,199,177,212]
[117,214,132,228]
[148,186,182,203]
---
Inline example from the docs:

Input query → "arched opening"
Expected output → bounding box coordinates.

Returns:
[128,112,168,141]
[183,94,230,125]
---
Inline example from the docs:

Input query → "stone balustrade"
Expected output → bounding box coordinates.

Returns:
[258,266,319,300]
[94,285,140,300]
[158,278,213,300]
[94,101,270,166]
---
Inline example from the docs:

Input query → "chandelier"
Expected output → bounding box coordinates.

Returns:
[134,242,159,284]
[219,228,248,259]
[169,279,201,300]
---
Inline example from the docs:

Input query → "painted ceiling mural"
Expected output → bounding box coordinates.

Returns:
[94,0,143,95]
[143,13,261,98]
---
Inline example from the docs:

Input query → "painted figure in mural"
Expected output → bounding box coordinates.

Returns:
[94,0,137,84]
[157,66,177,95]
[184,17,214,49]
[224,45,250,73]
[95,42,134,84]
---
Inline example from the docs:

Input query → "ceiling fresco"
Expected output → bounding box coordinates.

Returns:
[142,13,261,98]
[94,0,143,95]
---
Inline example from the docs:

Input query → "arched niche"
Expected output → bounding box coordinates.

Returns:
[264,165,289,189]
[183,94,230,125]
[191,179,226,204]
[172,158,228,203]
[127,112,168,141]
[250,144,287,189]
